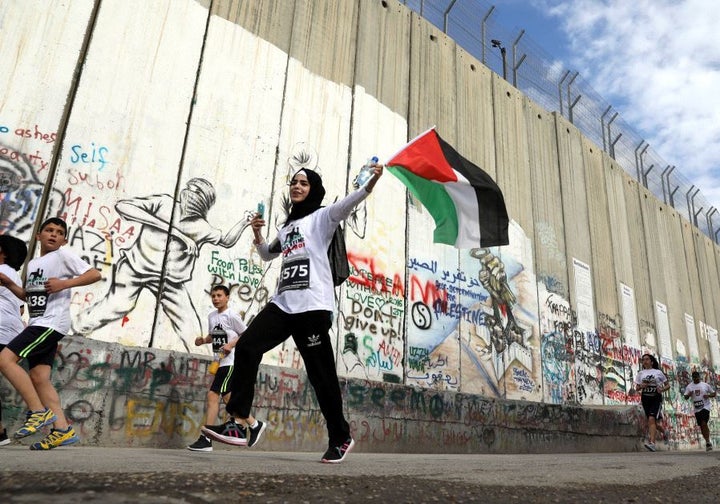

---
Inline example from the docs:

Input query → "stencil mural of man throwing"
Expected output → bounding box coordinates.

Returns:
[74,178,250,351]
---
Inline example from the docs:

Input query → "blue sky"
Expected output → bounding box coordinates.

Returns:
[468,0,720,223]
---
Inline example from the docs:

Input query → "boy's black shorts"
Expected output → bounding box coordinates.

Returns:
[6,326,63,369]
[210,365,233,396]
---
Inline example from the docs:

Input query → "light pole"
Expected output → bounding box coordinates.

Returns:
[491,39,507,80]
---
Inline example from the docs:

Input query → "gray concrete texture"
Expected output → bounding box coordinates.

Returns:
[1,0,719,457]
[1,445,720,503]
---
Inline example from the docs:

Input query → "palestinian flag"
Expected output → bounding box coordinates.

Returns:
[387,127,509,248]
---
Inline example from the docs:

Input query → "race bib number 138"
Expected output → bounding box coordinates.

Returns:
[26,285,48,318]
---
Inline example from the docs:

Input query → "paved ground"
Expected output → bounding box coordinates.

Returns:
[1,443,719,503]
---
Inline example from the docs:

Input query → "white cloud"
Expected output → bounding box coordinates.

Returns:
[542,0,720,211]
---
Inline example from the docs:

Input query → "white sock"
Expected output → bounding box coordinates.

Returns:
[249,420,258,429]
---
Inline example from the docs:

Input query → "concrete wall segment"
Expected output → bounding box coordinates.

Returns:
[403,10,461,394]
[693,234,720,333]
[289,0,357,87]
[1,0,720,452]
[0,0,95,238]
[57,0,210,351]
[0,335,644,453]
[454,47,494,181]
[583,138,617,323]
[211,0,294,52]
[679,221,705,366]
[407,12,457,141]
[527,108,567,297]
[603,159,634,292]
[602,158,640,402]
[622,179,656,353]
[341,1,410,384]
[555,115,604,405]
[492,76,532,234]
[353,0,411,117]
[638,187,669,357]
[583,138,623,404]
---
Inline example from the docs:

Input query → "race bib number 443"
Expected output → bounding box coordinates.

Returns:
[278,256,310,293]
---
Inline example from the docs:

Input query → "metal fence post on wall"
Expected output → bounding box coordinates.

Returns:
[686,185,699,222]
[600,106,612,152]
[634,141,647,183]
[610,132,622,160]
[512,30,526,87]
[664,165,676,207]
[661,165,671,204]
[642,163,654,189]
[481,6,495,65]
[443,0,458,33]
[557,70,570,117]
[608,113,620,159]
[566,72,578,122]
[706,207,717,241]
[669,184,679,208]
[568,94,581,125]
[694,205,704,228]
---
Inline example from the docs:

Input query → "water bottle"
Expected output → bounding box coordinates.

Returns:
[356,156,379,187]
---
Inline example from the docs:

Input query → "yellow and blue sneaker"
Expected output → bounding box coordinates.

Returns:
[29,426,79,450]
[14,408,57,438]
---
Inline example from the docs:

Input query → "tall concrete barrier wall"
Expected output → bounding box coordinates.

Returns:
[0,0,717,452]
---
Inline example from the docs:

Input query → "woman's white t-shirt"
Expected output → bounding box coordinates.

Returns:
[257,188,369,314]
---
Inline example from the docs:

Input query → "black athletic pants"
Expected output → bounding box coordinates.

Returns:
[225,303,350,446]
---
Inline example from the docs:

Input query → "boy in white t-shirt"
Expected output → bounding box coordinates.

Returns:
[0,234,27,446]
[187,284,247,452]
[0,217,101,450]
[683,371,716,451]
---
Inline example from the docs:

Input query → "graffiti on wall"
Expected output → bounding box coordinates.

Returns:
[0,129,64,236]
[402,222,539,399]
[341,250,405,382]
[539,285,576,403]
[0,341,212,442]
[72,177,253,351]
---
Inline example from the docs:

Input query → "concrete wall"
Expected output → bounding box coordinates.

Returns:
[0,0,718,452]
[0,335,642,453]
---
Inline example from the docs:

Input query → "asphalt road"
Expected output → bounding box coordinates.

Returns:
[1,444,719,503]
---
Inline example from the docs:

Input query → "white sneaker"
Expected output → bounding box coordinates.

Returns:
[644,442,656,452]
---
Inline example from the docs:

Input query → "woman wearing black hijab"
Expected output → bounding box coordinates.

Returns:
[203,163,383,463]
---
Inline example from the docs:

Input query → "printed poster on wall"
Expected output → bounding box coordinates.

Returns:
[684,313,700,362]
[654,301,672,359]
[620,283,639,348]
[572,258,595,333]
[708,325,720,372]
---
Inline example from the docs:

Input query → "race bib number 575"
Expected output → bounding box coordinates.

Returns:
[278,256,310,293]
